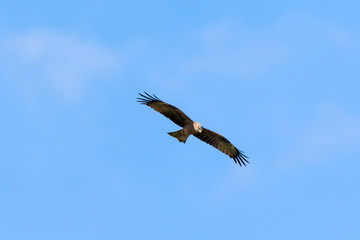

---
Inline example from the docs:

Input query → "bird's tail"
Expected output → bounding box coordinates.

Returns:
[168,130,190,143]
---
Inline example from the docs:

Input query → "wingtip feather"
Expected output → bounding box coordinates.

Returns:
[233,149,249,167]
[137,92,162,104]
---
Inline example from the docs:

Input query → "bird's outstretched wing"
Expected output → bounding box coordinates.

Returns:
[194,128,249,166]
[137,92,193,127]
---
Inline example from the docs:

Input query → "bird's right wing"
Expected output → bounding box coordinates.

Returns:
[194,128,249,166]
[137,92,193,127]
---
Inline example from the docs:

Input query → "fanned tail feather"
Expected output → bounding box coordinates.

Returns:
[168,130,189,143]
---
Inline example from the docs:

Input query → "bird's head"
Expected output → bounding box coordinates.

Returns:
[193,122,203,133]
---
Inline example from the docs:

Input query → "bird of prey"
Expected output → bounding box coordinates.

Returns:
[137,92,249,166]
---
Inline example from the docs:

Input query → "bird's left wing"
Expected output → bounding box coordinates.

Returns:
[137,92,193,127]
[194,128,249,166]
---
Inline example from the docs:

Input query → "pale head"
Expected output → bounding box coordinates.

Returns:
[193,122,203,133]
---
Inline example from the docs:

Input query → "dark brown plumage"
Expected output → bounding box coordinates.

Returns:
[137,92,249,166]
[194,128,248,166]
[137,92,193,127]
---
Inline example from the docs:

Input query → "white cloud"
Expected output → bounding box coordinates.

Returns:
[0,29,120,101]
[207,166,257,203]
[274,103,360,172]
[4,11,357,99]
[150,10,358,88]
[326,26,354,48]
[181,21,290,79]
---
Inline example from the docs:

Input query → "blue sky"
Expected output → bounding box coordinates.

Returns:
[1,1,360,239]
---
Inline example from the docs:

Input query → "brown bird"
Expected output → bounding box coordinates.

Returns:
[137,92,249,166]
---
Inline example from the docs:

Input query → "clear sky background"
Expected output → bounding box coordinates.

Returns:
[1,1,359,239]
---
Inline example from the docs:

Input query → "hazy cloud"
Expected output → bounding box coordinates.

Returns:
[0,29,119,101]
[151,10,359,87]
[275,103,360,172]
[181,21,290,79]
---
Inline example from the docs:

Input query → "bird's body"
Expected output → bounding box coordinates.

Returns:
[137,92,249,166]
[168,121,203,143]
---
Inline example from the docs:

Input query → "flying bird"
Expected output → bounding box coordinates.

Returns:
[137,92,249,166]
